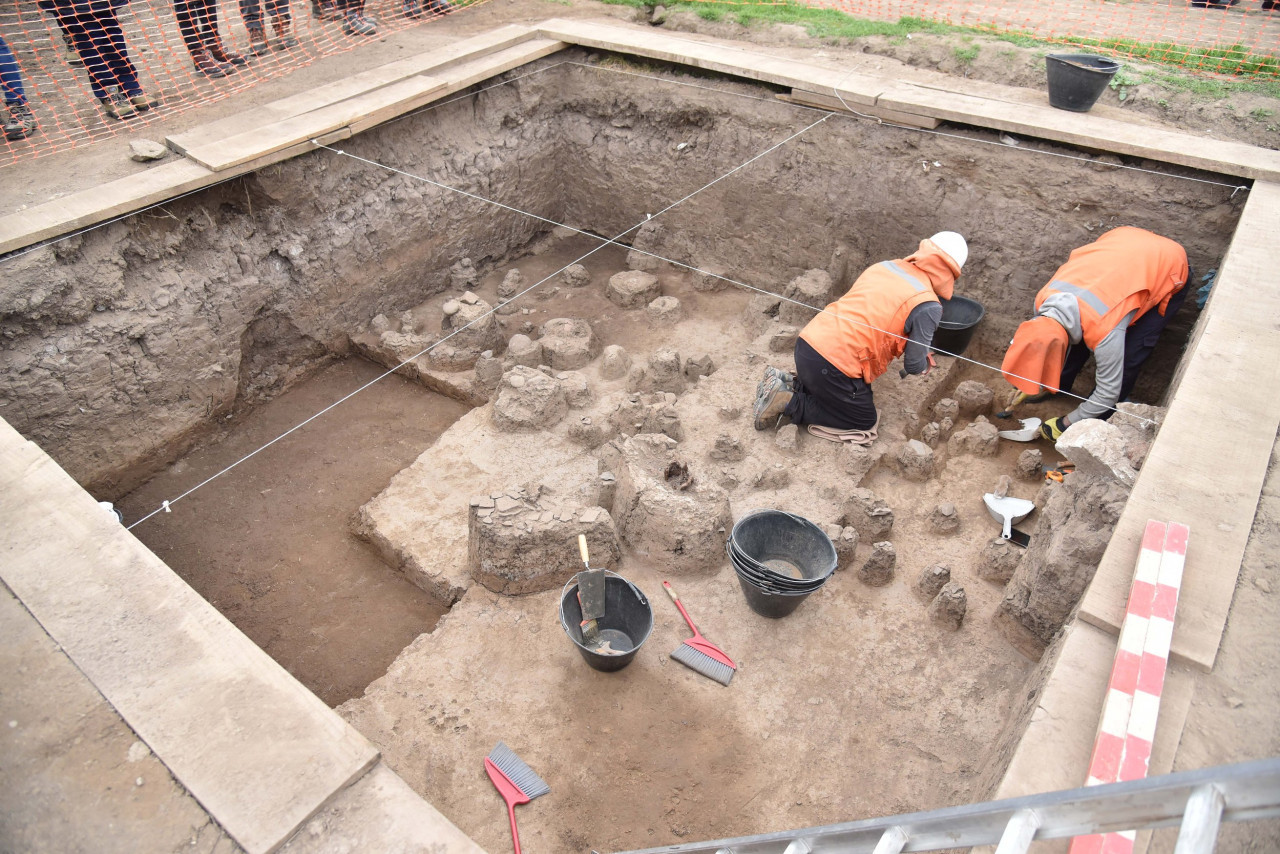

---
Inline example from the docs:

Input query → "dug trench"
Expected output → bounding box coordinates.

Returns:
[0,52,1242,849]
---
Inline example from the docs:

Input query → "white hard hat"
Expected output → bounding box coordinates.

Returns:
[929,231,968,270]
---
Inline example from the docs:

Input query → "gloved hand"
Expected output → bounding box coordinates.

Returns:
[1039,415,1069,441]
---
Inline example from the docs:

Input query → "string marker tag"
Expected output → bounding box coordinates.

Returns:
[162,500,171,513]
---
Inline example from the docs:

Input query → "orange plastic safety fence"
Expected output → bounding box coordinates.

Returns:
[808,0,1280,68]
[0,0,486,167]
[2,0,1276,168]
[695,0,1280,75]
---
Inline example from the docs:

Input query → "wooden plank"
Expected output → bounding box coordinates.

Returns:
[1079,181,1280,670]
[782,89,940,129]
[0,418,379,854]
[875,79,1280,180]
[184,75,448,172]
[347,37,566,136]
[990,621,1194,811]
[0,37,567,256]
[536,18,884,107]
[0,158,215,256]
[167,24,541,154]
[539,18,1280,181]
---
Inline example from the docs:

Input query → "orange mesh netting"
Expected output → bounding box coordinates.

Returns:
[0,0,1276,167]
[0,0,481,166]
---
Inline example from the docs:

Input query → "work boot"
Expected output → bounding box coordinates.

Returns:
[3,102,38,141]
[246,25,271,56]
[424,0,451,12]
[192,48,232,77]
[273,20,299,48]
[756,365,794,399]
[753,378,794,431]
[99,93,137,121]
[402,0,422,18]
[343,12,377,34]
[129,91,159,112]
[210,36,248,67]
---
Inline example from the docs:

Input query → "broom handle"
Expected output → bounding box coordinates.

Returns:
[507,802,523,854]
[663,581,700,636]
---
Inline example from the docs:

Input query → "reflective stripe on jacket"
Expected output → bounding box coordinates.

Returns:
[1033,227,1188,350]
[799,248,953,382]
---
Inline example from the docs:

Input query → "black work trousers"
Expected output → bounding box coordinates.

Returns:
[783,337,878,431]
[1059,284,1189,412]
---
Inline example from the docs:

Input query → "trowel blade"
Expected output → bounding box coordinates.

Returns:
[577,568,607,621]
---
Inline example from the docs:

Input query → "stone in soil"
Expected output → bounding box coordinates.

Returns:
[896,439,936,482]
[1016,448,1044,480]
[954,380,994,417]
[600,344,631,380]
[505,333,542,368]
[561,264,591,289]
[859,541,896,587]
[928,582,967,630]
[647,296,683,326]
[916,564,951,600]
[929,502,960,534]
[948,418,999,457]
[607,271,661,308]
[778,269,835,326]
[842,487,894,539]
[492,365,567,432]
[608,434,732,573]
[539,317,600,371]
[468,487,621,595]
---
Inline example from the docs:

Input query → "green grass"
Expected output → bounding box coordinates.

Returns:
[594,0,1280,83]
[1065,37,1279,78]
[953,44,981,67]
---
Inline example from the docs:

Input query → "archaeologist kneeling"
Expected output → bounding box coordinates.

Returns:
[1000,226,1189,442]
[754,231,968,436]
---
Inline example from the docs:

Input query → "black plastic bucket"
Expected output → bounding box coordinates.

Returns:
[729,510,835,616]
[559,572,653,672]
[1045,53,1121,112]
[931,296,987,357]
[733,572,815,618]
[727,541,826,592]
[730,511,837,583]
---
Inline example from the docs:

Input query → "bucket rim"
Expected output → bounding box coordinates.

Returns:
[1045,52,1122,72]
[559,570,655,655]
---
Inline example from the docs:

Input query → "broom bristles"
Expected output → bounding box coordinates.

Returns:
[487,742,550,799]
[672,642,735,686]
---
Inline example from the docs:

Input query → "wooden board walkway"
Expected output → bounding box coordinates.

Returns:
[4,18,1278,257]
[0,30,564,256]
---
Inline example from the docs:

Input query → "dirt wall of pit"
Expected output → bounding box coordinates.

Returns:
[0,52,1244,495]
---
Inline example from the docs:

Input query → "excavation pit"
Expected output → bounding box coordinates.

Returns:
[0,45,1250,853]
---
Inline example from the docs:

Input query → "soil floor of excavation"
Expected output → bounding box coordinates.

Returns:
[118,359,467,706]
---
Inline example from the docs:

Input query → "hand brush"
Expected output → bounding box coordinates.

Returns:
[484,741,549,854]
[663,581,736,686]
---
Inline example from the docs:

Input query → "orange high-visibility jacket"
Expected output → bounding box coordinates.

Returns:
[800,244,957,382]
[1034,227,1188,350]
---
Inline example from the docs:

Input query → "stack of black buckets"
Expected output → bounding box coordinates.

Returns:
[727,510,837,618]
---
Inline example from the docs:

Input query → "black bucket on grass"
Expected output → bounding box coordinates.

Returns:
[560,572,653,672]
[1045,53,1121,112]
[728,510,836,617]
[931,296,986,357]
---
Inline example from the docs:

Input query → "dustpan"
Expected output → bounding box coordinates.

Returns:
[983,493,1035,540]
[997,417,1042,442]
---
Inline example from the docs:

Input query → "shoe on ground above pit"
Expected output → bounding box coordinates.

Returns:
[3,102,38,141]
[753,379,794,431]
[343,12,377,34]
[129,92,158,112]
[99,94,137,121]
[273,21,300,48]
[192,49,232,78]
[246,27,271,56]
[402,0,423,17]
